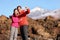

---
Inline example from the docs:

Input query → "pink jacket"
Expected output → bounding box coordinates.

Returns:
[11,15,19,28]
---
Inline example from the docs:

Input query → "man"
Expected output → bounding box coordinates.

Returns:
[17,6,30,40]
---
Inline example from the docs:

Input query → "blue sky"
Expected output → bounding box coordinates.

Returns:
[0,0,60,17]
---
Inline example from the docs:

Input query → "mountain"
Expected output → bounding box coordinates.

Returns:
[0,7,60,40]
[28,7,49,19]
[0,15,60,40]
[28,7,60,19]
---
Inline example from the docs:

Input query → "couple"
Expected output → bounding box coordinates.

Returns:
[10,6,30,40]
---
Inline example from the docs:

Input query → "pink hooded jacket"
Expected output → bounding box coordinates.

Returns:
[11,15,19,28]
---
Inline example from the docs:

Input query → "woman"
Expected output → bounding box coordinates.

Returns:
[10,8,19,40]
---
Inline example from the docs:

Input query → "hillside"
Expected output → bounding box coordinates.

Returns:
[0,15,60,40]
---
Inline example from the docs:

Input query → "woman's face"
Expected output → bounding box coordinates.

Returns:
[14,10,19,16]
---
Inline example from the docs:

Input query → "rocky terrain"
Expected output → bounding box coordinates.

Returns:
[0,15,60,40]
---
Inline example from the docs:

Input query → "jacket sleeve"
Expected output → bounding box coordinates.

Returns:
[19,9,30,16]
[25,8,30,14]
[19,10,25,16]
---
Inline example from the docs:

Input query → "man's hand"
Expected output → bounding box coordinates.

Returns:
[25,7,29,9]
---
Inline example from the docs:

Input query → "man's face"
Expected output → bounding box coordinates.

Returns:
[18,7,21,11]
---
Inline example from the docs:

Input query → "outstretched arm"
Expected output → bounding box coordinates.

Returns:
[25,7,30,14]
[18,7,30,17]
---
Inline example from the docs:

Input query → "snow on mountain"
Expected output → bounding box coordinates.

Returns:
[31,7,44,12]
[28,7,60,19]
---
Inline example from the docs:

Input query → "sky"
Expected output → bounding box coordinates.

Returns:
[0,0,60,17]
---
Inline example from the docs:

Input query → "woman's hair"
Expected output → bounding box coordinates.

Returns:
[13,8,17,16]
[17,5,22,9]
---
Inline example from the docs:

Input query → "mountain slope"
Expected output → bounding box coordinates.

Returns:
[0,15,60,40]
[28,7,60,19]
